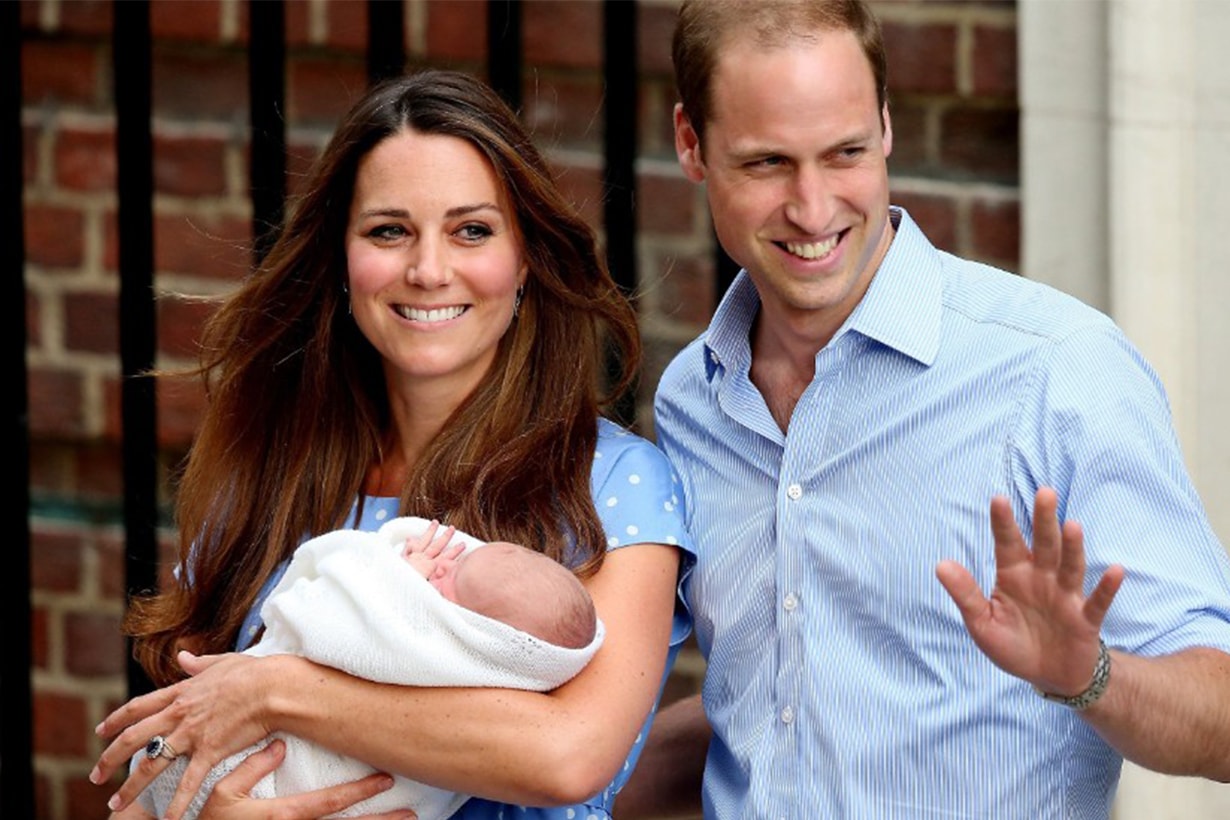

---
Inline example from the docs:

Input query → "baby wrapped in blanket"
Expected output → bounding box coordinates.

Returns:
[140,516,605,819]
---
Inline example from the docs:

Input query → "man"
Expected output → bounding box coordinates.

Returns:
[624,1,1230,817]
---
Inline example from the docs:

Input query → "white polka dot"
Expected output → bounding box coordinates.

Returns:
[566,811,576,819]
[607,537,620,547]
[671,494,679,505]
[588,815,600,820]
[247,624,258,635]
[664,501,674,512]
[595,450,604,458]
[606,496,619,507]
[375,508,388,521]
[635,732,643,743]
[628,473,641,485]
[626,525,639,536]
[667,535,678,545]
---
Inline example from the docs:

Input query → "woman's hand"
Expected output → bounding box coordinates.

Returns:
[197,739,416,820]
[92,650,286,819]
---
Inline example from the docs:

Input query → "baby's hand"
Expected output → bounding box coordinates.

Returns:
[401,520,464,580]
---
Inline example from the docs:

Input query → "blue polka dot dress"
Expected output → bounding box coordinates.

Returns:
[237,418,695,820]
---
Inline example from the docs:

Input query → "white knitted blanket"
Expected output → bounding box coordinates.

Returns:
[140,516,603,819]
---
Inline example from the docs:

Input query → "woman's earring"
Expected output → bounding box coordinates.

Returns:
[342,281,352,315]
[513,285,524,319]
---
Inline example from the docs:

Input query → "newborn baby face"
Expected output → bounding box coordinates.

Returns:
[431,541,521,607]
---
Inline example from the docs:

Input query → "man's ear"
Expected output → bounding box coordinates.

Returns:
[674,103,706,183]
[881,103,893,158]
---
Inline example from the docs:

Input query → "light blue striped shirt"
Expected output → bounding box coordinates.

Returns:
[653,208,1230,819]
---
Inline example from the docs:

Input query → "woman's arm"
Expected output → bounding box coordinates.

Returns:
[96,542,681,820]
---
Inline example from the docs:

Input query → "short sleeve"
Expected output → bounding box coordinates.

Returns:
[592,418,697,648]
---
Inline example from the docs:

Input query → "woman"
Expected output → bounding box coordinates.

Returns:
[92,70,694,820]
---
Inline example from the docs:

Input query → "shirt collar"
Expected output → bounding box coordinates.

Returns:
[702,206,943,381]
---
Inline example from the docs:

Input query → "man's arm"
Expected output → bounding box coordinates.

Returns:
[938,488,1230,781]
[615,693,709,819]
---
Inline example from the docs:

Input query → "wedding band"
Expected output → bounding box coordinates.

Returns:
[144,735,179,761]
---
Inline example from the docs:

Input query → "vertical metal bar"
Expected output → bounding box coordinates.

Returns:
[249,0,286,264]
[602,0,638,425]
[487,0,522,112]
[2,0,35,813]
[113,0,158,699]
[367,0,406,85]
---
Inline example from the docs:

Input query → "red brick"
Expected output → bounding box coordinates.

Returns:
[75,440,125,498]
[425,0,489,62]
[522,72,604,150]
[66,774,114,820]
[884,101,928,175]
[24,122,39,185]
[98,531,128,600]
[151,0,222,42]
[882,21,958,95]
[638,3,678,76]
[152,51,247,121]
[20,0,40,29]
[54,127,117,192]
[549,161,603,234]
[56,0,113,37]
[287,56,368,126]
[65,611,125,677]
[973,24,1017,98]
[637,172,695,236]
[34,691,90,755]
[152,211,253,280]
[970,197,1020,268]
[28,367,86,437]
[158,376,208,449]
[284,0,312,46]
[25,203,86,269]
[153,133,229,197]
[939,106,1019,183]
[31,529,84,593]
[35,770,52,820]
[285,137,326,198]
[524,1,601,69]
[32,605,48,669]
[157,293,218,360]
[891,191,957,252]
[27,289,41,348]
[64,290,119,355]
[22,40,102,107]
[649,249,716,327]
[324,0,370,52]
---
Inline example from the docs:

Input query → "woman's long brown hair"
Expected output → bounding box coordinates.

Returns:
[127,70,641,687]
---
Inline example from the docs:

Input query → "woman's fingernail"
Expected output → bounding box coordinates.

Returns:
[94,722,105,735]
[107,794,121,811]
[88,766,101,785]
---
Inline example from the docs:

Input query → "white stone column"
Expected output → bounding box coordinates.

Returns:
[1021,0,1230,816]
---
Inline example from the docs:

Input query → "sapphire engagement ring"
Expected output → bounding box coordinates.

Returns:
[144,735,179,761]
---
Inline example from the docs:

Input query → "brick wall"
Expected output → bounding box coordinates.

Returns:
[18,1,1018,817]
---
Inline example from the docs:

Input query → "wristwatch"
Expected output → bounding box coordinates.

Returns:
[1034,639,1111,710]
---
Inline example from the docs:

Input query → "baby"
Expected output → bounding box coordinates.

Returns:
[139,517,603,819]
[400,519,597,650]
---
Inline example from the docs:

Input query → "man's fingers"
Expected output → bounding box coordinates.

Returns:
[936,560,988,625]
[214,738,283,792]
[988,495,1030,567]
[1084,564,1126,626]
[1056,519,1087,590]
[272,772,398,819]
[1028,487,1062,570]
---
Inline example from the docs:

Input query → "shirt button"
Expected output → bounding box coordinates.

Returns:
[783,593,798,611]
[780,705,795,724]
[709,350,720,364]
[786,483,802,500]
